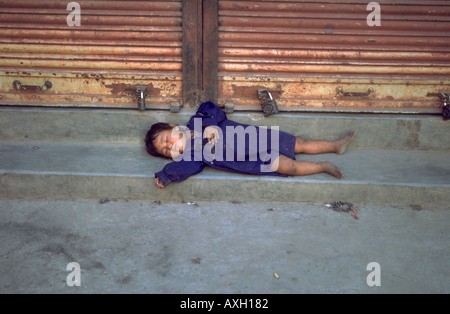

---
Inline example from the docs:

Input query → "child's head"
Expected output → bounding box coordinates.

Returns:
[145,123,184,159]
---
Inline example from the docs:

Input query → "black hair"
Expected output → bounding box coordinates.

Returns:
[145,122,175,158]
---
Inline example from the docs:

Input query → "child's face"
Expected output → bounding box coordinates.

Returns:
[153,128,185,159]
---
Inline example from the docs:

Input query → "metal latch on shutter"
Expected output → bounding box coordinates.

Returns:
[13,80,52,92]
[257,89,279,117]
[135,85,180,112]
[439,92,450,121]
[136,86,147,111]
[336,87,374,98]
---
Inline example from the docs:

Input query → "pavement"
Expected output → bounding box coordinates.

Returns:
[0,199,448,294]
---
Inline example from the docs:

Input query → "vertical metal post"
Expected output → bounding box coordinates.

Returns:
[182,0,218,109]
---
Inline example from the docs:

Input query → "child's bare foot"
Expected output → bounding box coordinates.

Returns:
[324,162,343,179]
[336,131,356,155]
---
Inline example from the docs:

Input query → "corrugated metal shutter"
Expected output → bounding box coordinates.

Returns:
[0,0,182,109]
[218,0,450,113]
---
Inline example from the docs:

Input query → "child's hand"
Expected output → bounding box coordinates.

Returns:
[204,126,220,144]
[154,177,165,189]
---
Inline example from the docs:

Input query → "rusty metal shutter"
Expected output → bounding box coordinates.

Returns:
[218,0,450,113]
[0,0,182,109]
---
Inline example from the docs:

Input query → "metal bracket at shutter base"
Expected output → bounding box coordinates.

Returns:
[336,87,374,98]
[224,102,235,113]
[13,80,52,92]
[170,102,181,113]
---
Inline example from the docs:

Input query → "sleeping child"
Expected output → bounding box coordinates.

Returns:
[145,102,356,189]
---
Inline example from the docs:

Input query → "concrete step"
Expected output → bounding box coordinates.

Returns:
[1,107,449,205]
[1,141,449,205]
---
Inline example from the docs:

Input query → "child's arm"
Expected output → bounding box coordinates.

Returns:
[155,160,205,188]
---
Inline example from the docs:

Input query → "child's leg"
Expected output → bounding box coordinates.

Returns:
[295,131,356,155]
[274,155,343,179]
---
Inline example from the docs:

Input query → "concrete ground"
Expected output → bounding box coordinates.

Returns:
[0,199,448,294]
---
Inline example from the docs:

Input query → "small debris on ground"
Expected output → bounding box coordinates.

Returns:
[273,273,280,279]
[191,257,201,264]
[325,201,360,220]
